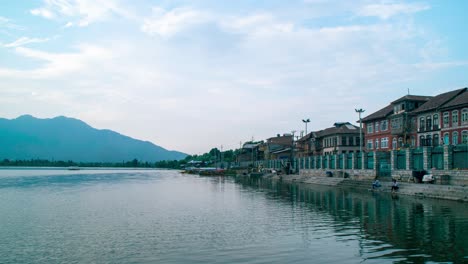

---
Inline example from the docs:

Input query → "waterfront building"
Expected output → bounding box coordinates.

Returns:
[264,134,293,161]
[412,88,467,146]
[309,122,361,156]
[439,88,468,145]
[360,104,393,152]
[362,94,431,151]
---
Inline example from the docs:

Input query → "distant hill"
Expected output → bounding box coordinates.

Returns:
[0,115,187,162]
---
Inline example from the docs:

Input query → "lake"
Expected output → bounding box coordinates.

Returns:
[0,168,467,263]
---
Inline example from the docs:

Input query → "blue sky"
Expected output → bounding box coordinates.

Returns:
[1,0,467,154]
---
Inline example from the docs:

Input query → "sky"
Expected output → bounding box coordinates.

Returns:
[1,0,468,155]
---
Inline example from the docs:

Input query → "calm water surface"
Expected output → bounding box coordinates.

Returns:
[0,169,467,263]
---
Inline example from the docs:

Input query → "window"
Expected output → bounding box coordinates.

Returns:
[453,110,459,126]
[433,134,440,146]
[349,136,354,146]
[333,137,337,146]
[462,131,468,144]
[419,117,425,131]
[375,139,379,149]
[444,133,449,145]
[411,136,416,147]
[420,135,425,147]
[443,112,449,128]
[433,114,439,129]
[341,136,346,146]
[453,132,459,145]
[356,137,360,147]
[398,137,403,148]
[381,120,388,131]
[426,135,432,146]
[375,121,379,132]
[381,137,389,148]
[367,123,373,133]
[392,118,402,129]
[367,140,373,150]
[392,138,397,149]
[462,109,468,124]
[426,115,432,130]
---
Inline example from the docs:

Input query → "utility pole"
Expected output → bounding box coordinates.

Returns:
[355,108,365,153]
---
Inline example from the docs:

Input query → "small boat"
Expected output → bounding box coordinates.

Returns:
[67,166,80,171]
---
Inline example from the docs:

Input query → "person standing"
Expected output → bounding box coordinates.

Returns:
[391,179,399,192]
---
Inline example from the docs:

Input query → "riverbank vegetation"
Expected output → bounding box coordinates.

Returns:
[0,147,238,169]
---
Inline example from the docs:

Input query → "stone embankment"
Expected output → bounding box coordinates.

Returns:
[271,174,468,202]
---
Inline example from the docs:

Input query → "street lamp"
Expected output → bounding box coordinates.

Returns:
[302,118,310,135]
[355,108,365,153]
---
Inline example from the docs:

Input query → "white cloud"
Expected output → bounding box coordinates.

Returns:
[0,44,114,79]
[3,37,51,48]
[30,0,131,27]
[220,13,294,36]
[0,16,25,30]
[357,2,430,19]
[141,7,209,37]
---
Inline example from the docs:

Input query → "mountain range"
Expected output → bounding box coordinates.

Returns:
[0,115,187,162]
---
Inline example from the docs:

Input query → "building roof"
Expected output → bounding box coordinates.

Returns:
[361,104,394,122]
[440,88,468,109]
[391,95,432,104]
[267,135,293,146]
[315,122,359,137]
[412,88,467,113]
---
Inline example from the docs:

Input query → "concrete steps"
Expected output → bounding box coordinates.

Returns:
[280,175,468,202]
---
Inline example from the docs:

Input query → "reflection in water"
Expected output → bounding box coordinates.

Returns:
[234,176,468,263]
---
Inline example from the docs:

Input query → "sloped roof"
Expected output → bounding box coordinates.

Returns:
[440,88,468,109]
[315,122,359,137]
[361,104,393,122]
[391,95,432,104]
[413,88,467,113]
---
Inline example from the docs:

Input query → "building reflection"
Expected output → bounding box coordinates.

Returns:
[234,176,468,263]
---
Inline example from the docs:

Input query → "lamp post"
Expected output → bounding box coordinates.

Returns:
[355,108,365,153]
[302,118,310,135]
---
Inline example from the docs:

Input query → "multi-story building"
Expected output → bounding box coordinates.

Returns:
[388,95,432,149]
[412,88,466,147]
[360,104,393,152]
[264,134,293,160]
[439,88,468,145]
[309,122,361,155]
[362,95,431,151]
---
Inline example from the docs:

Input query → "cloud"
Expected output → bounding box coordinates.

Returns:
[0,44,114,79]
[3,37,51,48]
[141,7,209,38]
[0,16,25,30]
[357,2,430,19]
[30,0,131,27]
[220,13,294,36]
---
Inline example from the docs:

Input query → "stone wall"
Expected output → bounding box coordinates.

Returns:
[299,169,375,180]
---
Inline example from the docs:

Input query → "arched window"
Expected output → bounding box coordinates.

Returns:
[375,139,379,149]
[419,117,425,131]
[462,109,468,125]
[444,133,450,145]
[443,112,449,128]
[426,135,432,146]
[433,134,439,146]
[392,138,397,149]
[426,115,432,130]
[398,137,403,148]
[433,114,439,129]
[453,110,459,126]
[420,135,425,147]
[453,132,459,145]
[462,131,468,144]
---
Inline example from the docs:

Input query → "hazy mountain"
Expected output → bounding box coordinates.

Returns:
[0,115,187,162]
